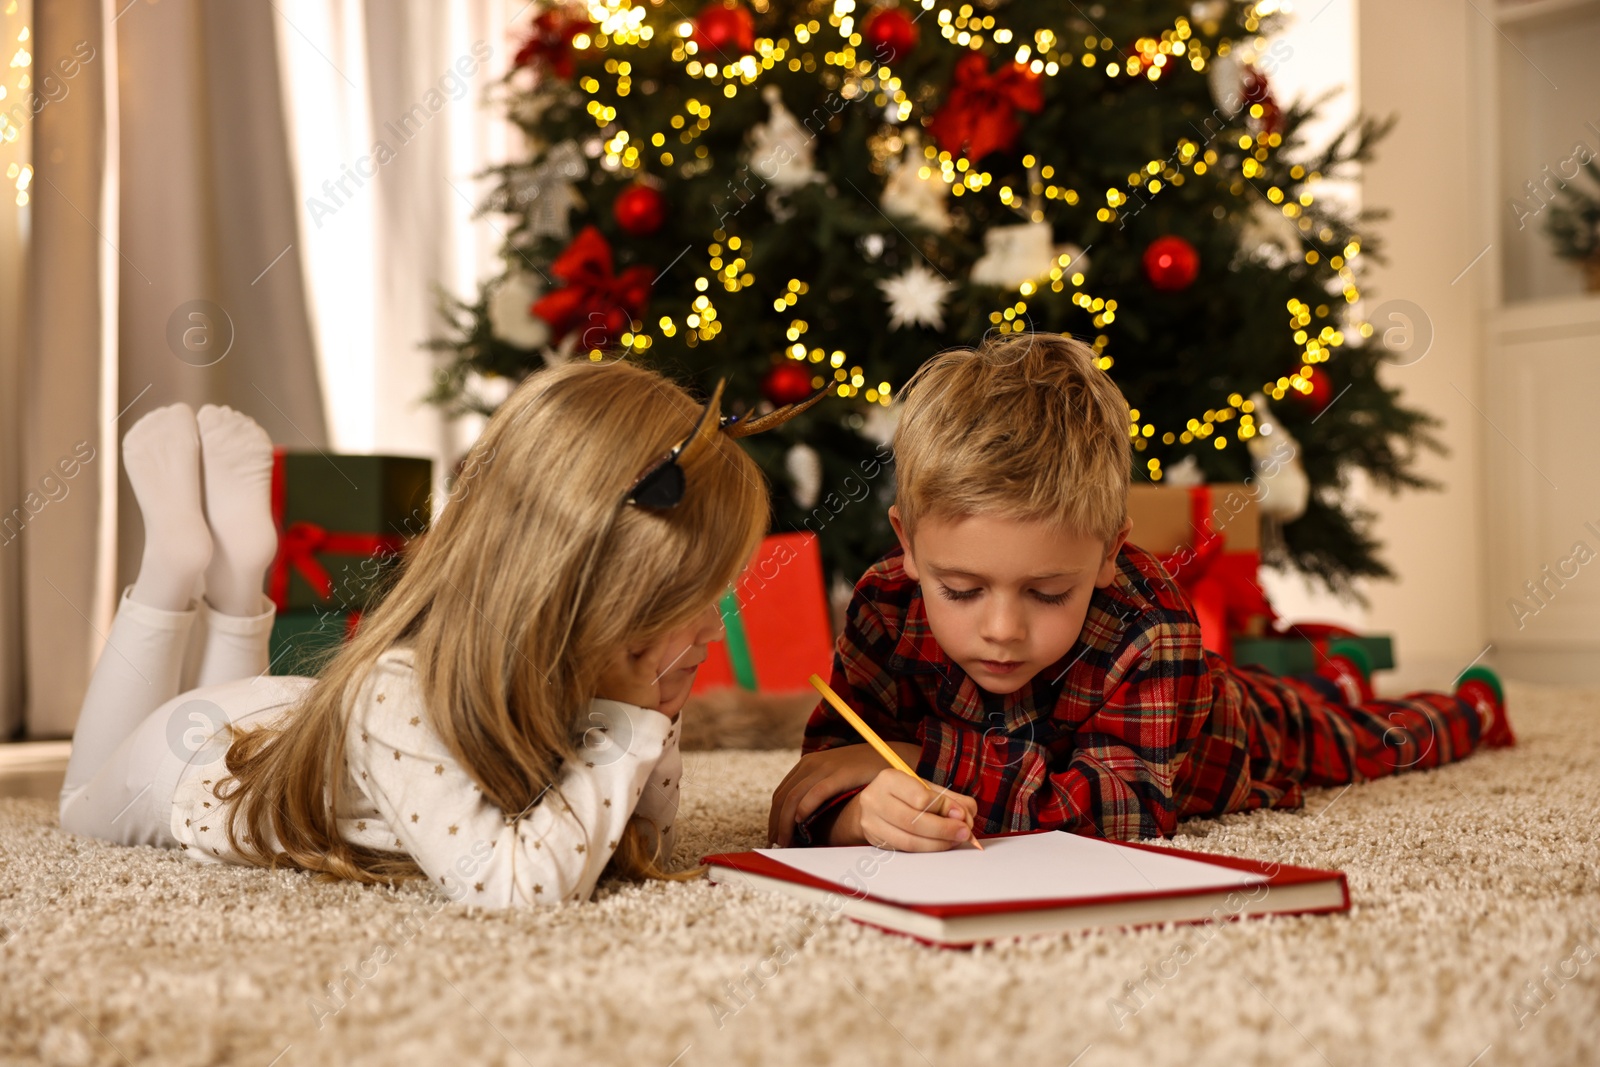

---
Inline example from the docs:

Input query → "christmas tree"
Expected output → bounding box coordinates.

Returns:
[428,0,1437,595]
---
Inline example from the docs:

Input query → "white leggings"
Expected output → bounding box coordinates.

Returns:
[57,590,292,848]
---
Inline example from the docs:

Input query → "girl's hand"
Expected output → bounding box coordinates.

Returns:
[597,602,724,722]
[828,770,979,851]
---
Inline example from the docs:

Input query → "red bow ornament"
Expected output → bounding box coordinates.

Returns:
[532,225,655,349]
[927,54,1044,162]
[514,7,594,80]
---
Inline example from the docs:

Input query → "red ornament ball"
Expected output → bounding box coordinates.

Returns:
[1142,235,1200,291]
[762,361,816,407]
[1291,370,1334,412]
[693,0,755,55]
[612,183,667,237]
[863,7,919,61]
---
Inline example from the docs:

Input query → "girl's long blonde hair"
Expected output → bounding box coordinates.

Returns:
[219,360,769,886]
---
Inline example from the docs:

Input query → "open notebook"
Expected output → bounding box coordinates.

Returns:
[703,831,1348,947]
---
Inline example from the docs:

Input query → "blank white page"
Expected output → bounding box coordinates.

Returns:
[757,832,1267,907]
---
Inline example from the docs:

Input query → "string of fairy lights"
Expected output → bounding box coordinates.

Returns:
[555,0,1371,478]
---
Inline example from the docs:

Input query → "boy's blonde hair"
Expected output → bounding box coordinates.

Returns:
[217,360,769,889]
[893,332,1131,543]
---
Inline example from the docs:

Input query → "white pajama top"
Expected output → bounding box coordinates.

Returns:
[168,646,682,907]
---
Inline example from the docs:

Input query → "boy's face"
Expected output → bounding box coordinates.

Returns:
[889,507,1131,695]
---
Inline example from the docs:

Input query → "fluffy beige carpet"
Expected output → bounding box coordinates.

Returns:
[3,680,1598,1067]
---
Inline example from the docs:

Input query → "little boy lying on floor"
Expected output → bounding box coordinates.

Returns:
[768,332,1511,851]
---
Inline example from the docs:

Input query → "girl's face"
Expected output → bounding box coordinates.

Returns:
[649,601,726,716]
[597,600,726,717]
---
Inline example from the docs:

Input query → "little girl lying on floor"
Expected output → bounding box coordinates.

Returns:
[59,360,801,906]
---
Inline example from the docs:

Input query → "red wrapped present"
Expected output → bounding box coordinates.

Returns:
[691,532,835,695]
[1129,483,1276,661]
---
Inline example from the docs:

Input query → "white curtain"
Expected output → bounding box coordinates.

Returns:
[274,0,515,461]
[0,0,43,741]
[2,0,513,738]
[2,0,121,741]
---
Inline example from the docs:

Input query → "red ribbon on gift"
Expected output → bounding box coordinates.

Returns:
[1158,486,1276,661]
[927,54,1044,162]
[531,225,654,347]
[268,449,408,613]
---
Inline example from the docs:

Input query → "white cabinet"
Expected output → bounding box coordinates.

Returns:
[1484,296,1600,682]
[1477,0,1600,682]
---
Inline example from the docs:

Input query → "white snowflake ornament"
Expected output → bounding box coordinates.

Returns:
[507,141,587,241]
[878,263,956,331]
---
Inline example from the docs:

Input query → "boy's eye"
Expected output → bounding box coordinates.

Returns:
[1032,589,1071,606]
[935,583,980,602]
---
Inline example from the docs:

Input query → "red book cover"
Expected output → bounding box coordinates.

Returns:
[703,830,1349,947]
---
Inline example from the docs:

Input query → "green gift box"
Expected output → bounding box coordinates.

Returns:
[269,449,432,612]
[269,609,357,677]
[1232,634,1396,676]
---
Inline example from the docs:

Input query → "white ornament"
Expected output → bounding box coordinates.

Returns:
[487,271,550,350]
[507,140,587,241]
[543,332,580,368]
[969,222,1088,289]
[881,134,950,233]
[785,443,824,509]
[878,263,957,331]
[1246,392,1310,521]
[1238,200,1304,269]
[747,86,820,195]
[509,90,555,130]
[1207,54,1247,116]
[465,370,516,409]
[1163,455,1206,488]
[861,402,900,446]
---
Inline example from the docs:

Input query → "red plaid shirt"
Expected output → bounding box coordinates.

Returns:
[795,542,1258,844]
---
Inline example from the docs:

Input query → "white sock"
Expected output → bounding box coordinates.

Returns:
[197,404,278,618]
[125,403,212,613]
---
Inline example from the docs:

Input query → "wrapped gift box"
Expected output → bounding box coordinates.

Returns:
[1129,481,1261,556]
[691,532,835,695]
[269,450,432,613]
[1232,632,1396,677]
[1128,483,1274,659]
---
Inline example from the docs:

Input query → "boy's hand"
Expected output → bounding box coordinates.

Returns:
[828,770,979,851]
[768,742,925,846]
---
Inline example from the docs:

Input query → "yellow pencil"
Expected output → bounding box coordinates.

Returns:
[808,673,984,851]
